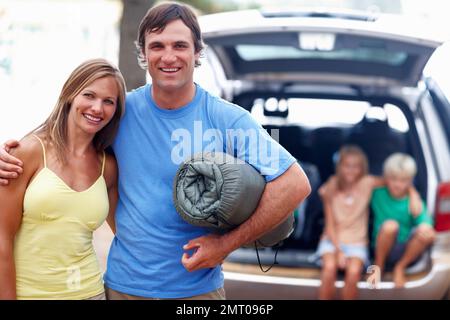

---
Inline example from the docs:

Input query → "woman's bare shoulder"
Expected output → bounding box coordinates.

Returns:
[4,134,44,186]
[10,134,44,165]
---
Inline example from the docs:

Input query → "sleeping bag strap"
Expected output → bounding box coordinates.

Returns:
[255,242,281,273]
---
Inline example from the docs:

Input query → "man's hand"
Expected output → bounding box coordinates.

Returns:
[0,139,23,186]
[181,234,230,272]
[180,163,310,273]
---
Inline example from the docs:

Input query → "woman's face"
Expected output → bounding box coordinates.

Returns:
[339,154,363,185]
[68,76,119,136]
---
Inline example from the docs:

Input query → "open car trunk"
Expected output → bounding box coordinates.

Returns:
[224,91,432,277]
[199,9,442,280]
[200,10,442,89]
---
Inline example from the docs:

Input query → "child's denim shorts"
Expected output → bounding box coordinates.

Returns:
[315,238,369,266]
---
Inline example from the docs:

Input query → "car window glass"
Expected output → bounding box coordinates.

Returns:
[236,44,408,66]
[251,98,409,132]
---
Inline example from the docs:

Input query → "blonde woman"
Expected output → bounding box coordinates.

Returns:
[0,58,126,300]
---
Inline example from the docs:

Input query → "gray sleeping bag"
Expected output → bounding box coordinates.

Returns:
[173,152,294,247]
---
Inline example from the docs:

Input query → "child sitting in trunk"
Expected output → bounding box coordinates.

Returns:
[317,146,422,299]
[372,153,435,288]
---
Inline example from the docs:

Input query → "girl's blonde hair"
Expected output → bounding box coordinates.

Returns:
[32,58,126,163]
[383,153,417,178]
[335,145,368,190]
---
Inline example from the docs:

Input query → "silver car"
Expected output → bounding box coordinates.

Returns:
[196,8,450,299]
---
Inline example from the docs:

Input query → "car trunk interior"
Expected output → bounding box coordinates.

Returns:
[225,88,432,278]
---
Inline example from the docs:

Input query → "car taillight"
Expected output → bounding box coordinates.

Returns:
[435,182,450,232]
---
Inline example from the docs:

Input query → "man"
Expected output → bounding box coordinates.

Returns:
[0,2,311,299]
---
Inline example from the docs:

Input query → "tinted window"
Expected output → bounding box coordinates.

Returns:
[236,44,408,66]
[251,98,409,131]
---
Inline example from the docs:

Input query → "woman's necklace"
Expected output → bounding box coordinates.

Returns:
[342,186,356,206]
[344,193,355,206]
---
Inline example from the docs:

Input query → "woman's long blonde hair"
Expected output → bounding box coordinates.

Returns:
[335,145,368,190]
[32,58,126,163]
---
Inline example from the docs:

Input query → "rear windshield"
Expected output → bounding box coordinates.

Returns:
[205,31,434,84]
[251,97,409,131]
[236,44,408,66]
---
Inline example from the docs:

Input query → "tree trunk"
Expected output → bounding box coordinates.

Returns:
[119,0,154,90]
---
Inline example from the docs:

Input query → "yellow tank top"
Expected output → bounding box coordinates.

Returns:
[14,135,109,300]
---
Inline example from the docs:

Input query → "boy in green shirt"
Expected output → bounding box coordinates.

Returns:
[371,153,435,288]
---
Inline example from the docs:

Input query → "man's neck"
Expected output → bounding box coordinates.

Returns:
[151,82,196,110]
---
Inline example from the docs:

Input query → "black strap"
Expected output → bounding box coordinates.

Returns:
[254,241,280,273]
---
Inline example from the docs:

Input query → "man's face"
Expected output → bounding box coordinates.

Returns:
[385,173,413,199]
[144,19,200,94]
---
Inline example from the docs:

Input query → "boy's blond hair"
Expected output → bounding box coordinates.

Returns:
[383,153,417,177]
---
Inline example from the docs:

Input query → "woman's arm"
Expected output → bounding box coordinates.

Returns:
[104,153,118,234]
[0,137,40,299]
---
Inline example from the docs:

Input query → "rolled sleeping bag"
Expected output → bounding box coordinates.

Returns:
[173,152,294,247]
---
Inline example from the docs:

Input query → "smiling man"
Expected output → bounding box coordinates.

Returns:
[143,19,199,109]
[0,2,311,300]
[104,2,311,300]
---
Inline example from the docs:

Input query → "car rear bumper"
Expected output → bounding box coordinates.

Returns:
[223,262,450,299]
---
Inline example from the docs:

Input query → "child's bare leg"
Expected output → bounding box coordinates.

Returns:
[319,253,338,300]
[393,224,435,288]
[342,257,364,300]
[374,220,399,274]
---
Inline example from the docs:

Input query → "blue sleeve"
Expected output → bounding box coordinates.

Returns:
[226,113,297,182]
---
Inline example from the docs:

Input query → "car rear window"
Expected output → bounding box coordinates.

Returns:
[251,98,409,132]
[236,44,408,66]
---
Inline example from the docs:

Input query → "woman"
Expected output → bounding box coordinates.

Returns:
[0,58,126,299]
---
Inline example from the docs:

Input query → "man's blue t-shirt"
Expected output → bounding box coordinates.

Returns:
[104,83,296,298]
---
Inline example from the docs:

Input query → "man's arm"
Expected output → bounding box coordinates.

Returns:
[181,163,311,272]
[0,140,23,186]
